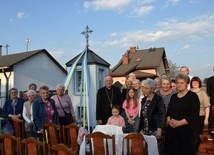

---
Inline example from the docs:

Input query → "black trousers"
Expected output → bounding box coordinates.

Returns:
[59,116,70,125]
[208,106,213,129]
[198,115,205,134]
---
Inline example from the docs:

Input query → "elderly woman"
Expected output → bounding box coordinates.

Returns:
[33,85,59,141]
[155,76,176,112]
[132,79,141,99]
[3,88,25,119]
[139,78,166,155]
[22,90,36,138]
[51,84,76,125]
[3,88,25,136]
[165,73,200,155]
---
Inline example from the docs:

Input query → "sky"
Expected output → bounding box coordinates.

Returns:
[0,0,214,81]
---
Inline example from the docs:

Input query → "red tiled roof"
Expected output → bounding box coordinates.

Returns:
[110,47,169,78]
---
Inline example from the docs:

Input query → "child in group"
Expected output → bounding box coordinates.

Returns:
[122,87,140,133]
[106,105,125,128]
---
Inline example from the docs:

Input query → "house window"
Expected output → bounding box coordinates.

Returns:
[75,70,82,93]
[99,69,104,89]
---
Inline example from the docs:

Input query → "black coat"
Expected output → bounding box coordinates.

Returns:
[139,93,166,131]
[207,76,214,106]
[96,86,123,124]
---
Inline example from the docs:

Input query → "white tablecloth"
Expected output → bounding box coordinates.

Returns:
[116,134,159,155]
[79,125,159,155]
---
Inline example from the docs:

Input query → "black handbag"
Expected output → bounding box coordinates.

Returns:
[1,120,14,135]
[57,96,74,124]
[64,112,74,124]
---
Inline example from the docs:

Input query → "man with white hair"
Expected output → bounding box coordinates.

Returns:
[129,72,136,80]
[96,75,123,125]
[180,66,193,90]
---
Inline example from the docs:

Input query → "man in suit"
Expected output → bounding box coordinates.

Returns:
[207,68,214,129]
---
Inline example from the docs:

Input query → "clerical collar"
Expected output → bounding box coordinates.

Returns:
[105,86,112,90]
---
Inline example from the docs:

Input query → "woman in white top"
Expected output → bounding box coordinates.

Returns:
[23,90,36,138]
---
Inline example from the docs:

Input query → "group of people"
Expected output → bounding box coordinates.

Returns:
[2,83,76,141]
[2,65,212,155]
[96,66,211,155]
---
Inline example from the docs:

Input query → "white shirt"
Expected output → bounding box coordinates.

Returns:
[22,103,33,124]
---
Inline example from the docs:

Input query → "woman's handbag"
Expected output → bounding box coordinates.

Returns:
[1,120,14,135]
[57,96,74,124]
[64,112,74,124]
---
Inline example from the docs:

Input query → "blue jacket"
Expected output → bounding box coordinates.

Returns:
[2,98,25,118]
[32,97,60,132]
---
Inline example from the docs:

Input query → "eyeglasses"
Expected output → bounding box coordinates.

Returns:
[142,87,151,90]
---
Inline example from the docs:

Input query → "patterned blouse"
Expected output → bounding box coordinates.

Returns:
[155,90,176,112]
[45,101,54,123]
[141,100,151,134]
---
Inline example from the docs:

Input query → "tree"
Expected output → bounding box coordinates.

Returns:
[167,59,180,79]
[203,78,208,86]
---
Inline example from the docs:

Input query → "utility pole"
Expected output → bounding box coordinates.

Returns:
[26,37,30,52]
[81,25,93,49]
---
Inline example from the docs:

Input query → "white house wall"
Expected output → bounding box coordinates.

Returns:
[13,52,66,92]
[0,71,14,93]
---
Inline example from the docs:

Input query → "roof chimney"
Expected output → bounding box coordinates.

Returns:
[0,45,2,56]
[130,46,136,53]
[122,54,129,65]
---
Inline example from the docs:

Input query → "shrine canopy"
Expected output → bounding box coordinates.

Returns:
[63,26,110,132]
